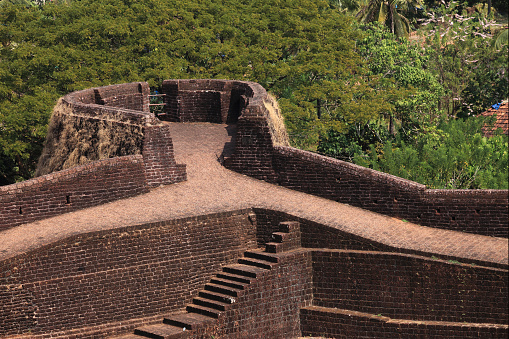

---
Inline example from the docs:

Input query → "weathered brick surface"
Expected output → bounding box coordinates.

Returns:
[300,306,509,339]
[1,79,507,338]
[210,250,313,339]
[94,82,150,112]
[160,79,249,124]
[312,250,508,324]
[253,208,508,269]
[0,210,257,336]
[142,124,186,187]
[0,155,148,231]
[0,82,187,232]
[271,146,508,238]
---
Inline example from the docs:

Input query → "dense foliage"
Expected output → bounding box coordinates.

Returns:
[318,17,508,189]
[0,0,374,183]
[0,0,507,189]
[355,117,508,189]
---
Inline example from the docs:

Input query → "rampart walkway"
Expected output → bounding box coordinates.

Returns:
[0,123,507,266]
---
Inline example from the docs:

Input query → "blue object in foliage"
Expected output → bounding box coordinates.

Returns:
[491,103,501,110]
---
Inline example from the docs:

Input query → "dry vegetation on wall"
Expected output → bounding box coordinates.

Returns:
[35,100,144,176]
[264,94,290,147]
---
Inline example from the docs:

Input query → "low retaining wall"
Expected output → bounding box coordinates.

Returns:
[300,306,509,339]
[0,155,149,230]
[0,210,257,337]
[312,250,508,324]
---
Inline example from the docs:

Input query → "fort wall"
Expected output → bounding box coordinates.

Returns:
[0,79,507,338]
[4,79,502,236]
[0,82,186,232]
[0,155,148,229]
[0,209,506,338]
[268,147,508,237]
[225,94,508,238]
[0,210,257,337]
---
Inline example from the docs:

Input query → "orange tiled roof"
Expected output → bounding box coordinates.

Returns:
[481,102,508,137]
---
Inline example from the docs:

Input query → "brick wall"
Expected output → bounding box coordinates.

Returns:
[1,209,506,338]
[178,91,222,122]
[311,250,508,324]
[0,210,257,337]
[160,79,250,124]
[195,250,313,339]
[300,306,509,339]
[94,82,150,112]
[254,207,509,269]
[0,155,148,231]
[142,124,186,187]
[271,147,508,238]
[219,79,507,238]
[0,82,186,232]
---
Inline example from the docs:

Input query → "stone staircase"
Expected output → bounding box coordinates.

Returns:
[113,221,301,339]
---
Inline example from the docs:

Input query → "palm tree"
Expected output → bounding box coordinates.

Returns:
[493,26,508,49]
[356,0,422,38]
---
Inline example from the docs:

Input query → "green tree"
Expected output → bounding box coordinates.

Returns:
[356,0,422,37]
[419,1,508,117]
[354,117,508,189]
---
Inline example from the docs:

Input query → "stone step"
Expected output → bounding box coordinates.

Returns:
[134,324,188,339]
[222,263,266,278]
[199,290,237,304]
[210,277,247,290]
[113,335,146,339]
[192,296,230,311]
[244,250,279,263]
[272,231,293,243]
[186,303,222,319]
[204,282,241,297]
[163,312,216,331]
[265,242,283,253]
[238,257,274,270]
[278,221,300,233]
[216,271,253,284]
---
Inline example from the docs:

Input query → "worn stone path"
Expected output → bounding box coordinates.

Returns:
[1,123,507,266]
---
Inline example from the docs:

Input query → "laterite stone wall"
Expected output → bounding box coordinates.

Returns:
[300,306,509,339]
[0,155,148,231]
[0,82,186,232]
[194,250,313,339]
[0,210,257,337]
[311,250,508,324]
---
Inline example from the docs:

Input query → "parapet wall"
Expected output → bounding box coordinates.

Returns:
[270,147,508,238]
[0,155,148,229]
[0,82,186,232]
[225,102,508,238]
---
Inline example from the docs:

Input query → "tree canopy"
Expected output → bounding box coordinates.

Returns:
[0,0,507,189]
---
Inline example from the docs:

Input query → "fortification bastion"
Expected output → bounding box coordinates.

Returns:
[0,80,507,338]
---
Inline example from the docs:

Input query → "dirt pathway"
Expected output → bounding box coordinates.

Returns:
[1,123,507,266]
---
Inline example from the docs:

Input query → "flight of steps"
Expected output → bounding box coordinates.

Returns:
[113,221,301,339]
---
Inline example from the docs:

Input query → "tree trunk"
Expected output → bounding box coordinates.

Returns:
[389,114,396,135]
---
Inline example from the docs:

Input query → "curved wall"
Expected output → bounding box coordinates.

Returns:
[224,99,508,238]
[0,82,186,232]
